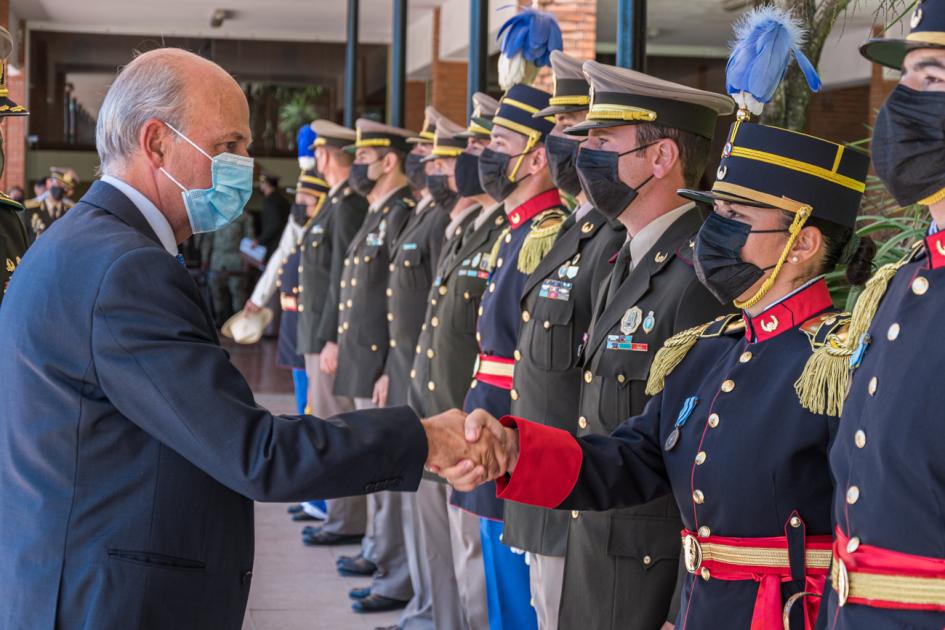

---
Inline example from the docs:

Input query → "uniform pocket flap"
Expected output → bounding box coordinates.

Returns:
[606,514,681,565]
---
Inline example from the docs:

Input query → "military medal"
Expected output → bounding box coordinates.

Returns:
[642,310,655,334]
[621,306,643,335]
[665,396,699,451]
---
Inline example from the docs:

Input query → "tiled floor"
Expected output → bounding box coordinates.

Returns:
[232,341,401,630]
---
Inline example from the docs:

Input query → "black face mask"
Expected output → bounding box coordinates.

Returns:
[873,84,945,207]
[49,186,65,201]
[455,152,484,197]
[545,134,583,197]
[575,144,656,221]
[694,212,786,305]
[426,174,459,210]
[349,162,378,197]
[478,148,533,202]
[291,202,309,226]
[405,153,428,191]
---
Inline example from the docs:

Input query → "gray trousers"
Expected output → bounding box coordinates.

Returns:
[304,354,366,536]
[356,397,412,602]
[400,479,465,630]
[447,495,490,630]
[529,553,565,630]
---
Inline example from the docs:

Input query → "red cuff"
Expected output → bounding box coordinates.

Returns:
[495,416,583,508]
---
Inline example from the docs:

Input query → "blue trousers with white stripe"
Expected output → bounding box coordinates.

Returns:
[480,518,537,630]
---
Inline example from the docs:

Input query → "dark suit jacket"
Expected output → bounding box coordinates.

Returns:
[0,181,426,630]
[258,191,290,261]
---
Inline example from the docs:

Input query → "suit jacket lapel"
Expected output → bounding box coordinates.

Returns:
[521,212,604,298]
[587,207,704,354]
[443,209,498,279]
[81,181,162,247]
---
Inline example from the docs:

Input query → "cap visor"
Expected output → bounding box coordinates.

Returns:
[0,96,27,117]
[677,187,779,210]
[534,104,588,118]
[858,37,945,70]
[564,119,638,136]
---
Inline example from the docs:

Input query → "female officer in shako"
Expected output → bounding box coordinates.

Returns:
[440,9,876,629]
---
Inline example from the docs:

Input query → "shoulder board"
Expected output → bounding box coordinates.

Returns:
[24,199,41,209]
[0,192,23,212]
[699,314,744,339]
[800,312,850,349]
[401,197,416,208]
[532,208,567,231]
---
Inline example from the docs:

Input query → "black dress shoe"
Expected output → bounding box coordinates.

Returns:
[291,512,323,522]
[349,586,371,600]
[303,531,363,546]
[337,555,377,577]
[351,594,408,614]
[287,504,304,514]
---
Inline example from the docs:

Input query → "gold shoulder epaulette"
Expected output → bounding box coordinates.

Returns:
[24,199,41,210]
[799,312,849,349]
[0,191,23,212]
[645,318,721,396]
[518,208,566,274]
[402,197,416,208]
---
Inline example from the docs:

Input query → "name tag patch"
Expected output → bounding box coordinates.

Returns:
[606,335,649,352]
[539,279,572,301]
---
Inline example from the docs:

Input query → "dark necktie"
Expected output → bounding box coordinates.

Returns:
[606,241,633,305]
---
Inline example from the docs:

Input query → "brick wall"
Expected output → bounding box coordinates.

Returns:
[0,0,25,190]
[404,80,426,133]
[803,83,871,145]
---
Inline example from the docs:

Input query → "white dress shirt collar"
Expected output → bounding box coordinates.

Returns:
[101,175,178,256]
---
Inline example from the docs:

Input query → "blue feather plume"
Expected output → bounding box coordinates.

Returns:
[297,124,316,158]
[726,6,821,116]
[497,8,563,67]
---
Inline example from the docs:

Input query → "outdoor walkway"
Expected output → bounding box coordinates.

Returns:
[230,340,401,630]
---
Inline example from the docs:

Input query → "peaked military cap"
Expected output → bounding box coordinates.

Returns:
[0,27,25,117]
[493,84,556,146]
[346,118,415,153]
[297,169,330,196]
[422,117,468,162]
[309,119,356,149]
[408,106,443,144]
[861,0,945,69]
[535,51,590,117]
[459,92,500,139]
[678,122,869,229]
[566,61,734,138]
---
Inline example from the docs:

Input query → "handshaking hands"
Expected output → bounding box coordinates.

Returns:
[421,408,520,491]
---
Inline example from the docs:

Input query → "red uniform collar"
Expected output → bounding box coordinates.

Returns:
[742,278,833,343]
[925,230,945,270]
[506,189,561,230]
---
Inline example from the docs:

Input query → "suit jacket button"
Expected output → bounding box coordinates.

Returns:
[241,570,253,584]
[578,416,588,429]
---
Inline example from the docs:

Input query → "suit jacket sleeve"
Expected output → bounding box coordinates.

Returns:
[91,246,428,501]
[496,394,671,511]
[316,194,368,346]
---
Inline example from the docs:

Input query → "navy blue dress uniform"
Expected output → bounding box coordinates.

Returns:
[334,121,415,401]
[809,5,945,627]
[275,172,330,373]
[502,51,626,568]
[0,180,428,630]
[544,60,735,630]
[493,104,873,629]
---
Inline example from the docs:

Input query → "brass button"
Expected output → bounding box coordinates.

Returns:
[489,283,495,293]
[350,278,357,287]
[522,310,530,322]
[720,379,735,393]
[386,288,393,297]
[510,389,519,401]
[478,306,484,316]
[578,416,588,429]
[476,332,481,342]
[571,510,579,519]
[497,257,504,268]
[388,263,395,272]
[697,526,711,538]
[404,260,412,267]
[887,323,900,341]
[387,313,394,322]
[427,381,436,391]
[338,325,344,334]
[847,536,861,553]
[343,322,349,330]
[739,351,752,363]
[868,377,877,396]
[370,344,378,352]
[693,489,704,504]
[701,567,711,581]
[854,430,867,449]
[543,320,551,330]
[913,276,929,295]
[617,373,626,384]
[422,323,427,331]
[410,369,416,378]
[707,413,720,428]
[346,299,353,308]
[390,339,397,348]
[432,316,439,327]
[431,299,437,306]
[463,291,471,301]
[354,256,361,264]
[338,304,345,312]
[694,451,707,465]
[439,285,448,296]
[846,486,860,504]
[642,555,652,566]
[514,350,522,361]
[584,371,593,383]
[427,349,435,359]
[298,305,304,312]
[341,280,347,288]
[790,516,802,528]
[416,344,422,354]
[505,234,512,244]
[344,259,350,267]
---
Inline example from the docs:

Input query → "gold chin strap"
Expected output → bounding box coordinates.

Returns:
[508,135,539,183]
[733,205,812,310]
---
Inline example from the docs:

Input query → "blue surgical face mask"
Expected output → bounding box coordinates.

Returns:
[160,122,254,234]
